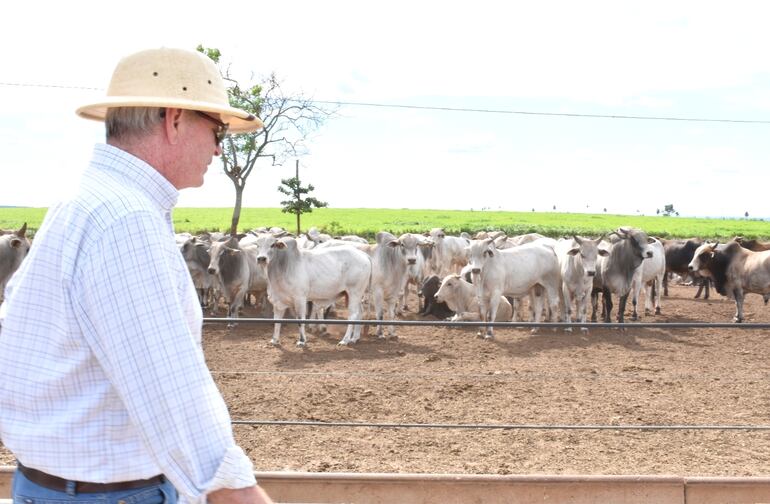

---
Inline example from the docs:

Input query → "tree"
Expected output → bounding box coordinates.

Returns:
[662,204,676,217]
[198,45,335,235]
[279,160,328,235]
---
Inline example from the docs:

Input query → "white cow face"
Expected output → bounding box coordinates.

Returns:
[435,274,462,304]
[568,237,609,277]
[467,239,496,275]
[254,235,284,266]
[396,234,422,265]
[207,238,240,275]
[688,242,718,273]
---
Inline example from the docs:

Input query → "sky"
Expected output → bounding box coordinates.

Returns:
[2,1,770,218]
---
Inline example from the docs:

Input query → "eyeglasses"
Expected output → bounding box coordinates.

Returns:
[194,111,229,146]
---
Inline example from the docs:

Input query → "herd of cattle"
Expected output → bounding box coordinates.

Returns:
[2,222,770,346]
[174,225,770,346]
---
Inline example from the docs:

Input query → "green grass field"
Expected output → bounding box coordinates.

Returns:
[2,207,769,241]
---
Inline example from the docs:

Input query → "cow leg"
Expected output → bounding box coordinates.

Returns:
[602,288,613,323]
[590,289,599,323]
[341,294,363,345]
[577,289,589,333]
[663,272,669,297]
[271,306,286,345]
[562,285,573,333]
[485,295,501,339]
[694,278,704,299]
[704,278,710,299]
[617,293,629,324]
[733,289,744,323]
[545,284,560,328]
[295,299,309,347]
[374,291,385,338]
[386,299,397,338]
[530,290,545,334]
[226,288,245,329]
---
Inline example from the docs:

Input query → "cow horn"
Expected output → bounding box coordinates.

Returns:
[17,222,27,238]
[573,235,583,245]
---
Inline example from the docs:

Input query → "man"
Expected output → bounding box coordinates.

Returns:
[0,48,274,504]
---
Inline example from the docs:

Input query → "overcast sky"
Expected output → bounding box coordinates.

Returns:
[2,1,769,218]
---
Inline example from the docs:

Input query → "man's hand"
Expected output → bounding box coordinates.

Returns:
[207,485,274,504]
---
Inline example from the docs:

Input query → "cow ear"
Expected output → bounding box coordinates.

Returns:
[274,241,287,249]
[598,249,610,257]
[484,248,495,257]
[10,238,22,248]
[647,237,656,244]
[567,248,580,256]
[388,240,400,248]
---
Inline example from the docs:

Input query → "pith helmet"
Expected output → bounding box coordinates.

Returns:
[76,47,263,133]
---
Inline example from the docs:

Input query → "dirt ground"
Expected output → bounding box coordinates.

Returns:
[3,283,770,477]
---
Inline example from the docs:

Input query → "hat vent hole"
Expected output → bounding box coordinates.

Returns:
[153,72,158,76]
[208,80,212,84]
[182,87,187,91]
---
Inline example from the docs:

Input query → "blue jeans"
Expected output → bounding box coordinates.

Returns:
[12,468,178,504]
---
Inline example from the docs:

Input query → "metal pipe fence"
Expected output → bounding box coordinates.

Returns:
[206,316,770,433]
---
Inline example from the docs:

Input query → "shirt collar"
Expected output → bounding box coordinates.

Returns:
[91,143,180,213]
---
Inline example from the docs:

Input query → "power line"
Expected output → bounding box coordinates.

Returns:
[0,81,102,91]
[311,99,770,124]
[2,81,768,124]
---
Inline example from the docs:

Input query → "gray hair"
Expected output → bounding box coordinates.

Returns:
[105,107,165,140]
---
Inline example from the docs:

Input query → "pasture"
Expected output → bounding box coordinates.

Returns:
[5,282,759,476]
[2,207,770,240]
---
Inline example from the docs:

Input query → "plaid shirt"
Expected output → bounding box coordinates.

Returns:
[0,144,255,503]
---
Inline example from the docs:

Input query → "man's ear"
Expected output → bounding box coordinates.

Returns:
[163,108,184,145]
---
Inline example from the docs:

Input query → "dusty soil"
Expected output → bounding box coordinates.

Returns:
[3,284,770,476]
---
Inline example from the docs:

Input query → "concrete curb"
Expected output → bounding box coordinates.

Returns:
[3,467,770,503]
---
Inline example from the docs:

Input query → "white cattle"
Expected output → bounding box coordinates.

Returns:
[254,235,371,346]
[0,223,31,302]
[428,228,470,276]
[592,227,655,323]
[630,237,666,319]
[207,236,265,325]
[554,236,608,332]
[400,234,434,312]
[179,235,221,313]
[370,231,422,338]
[466,239,561,338]
[435,274,512,322]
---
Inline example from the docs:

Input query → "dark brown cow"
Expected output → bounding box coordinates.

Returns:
[688,240,770,322]
[658,238,711,299]
[735,236,770,252]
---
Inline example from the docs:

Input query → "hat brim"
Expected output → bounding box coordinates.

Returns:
[76,96,264,133]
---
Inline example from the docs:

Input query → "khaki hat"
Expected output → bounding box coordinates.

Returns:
[76,47,263,133]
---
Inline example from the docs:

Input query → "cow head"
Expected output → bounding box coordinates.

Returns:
[688,241,719,272]
[435,274,462,304]
[253,235,291,266]
[467,238,496,275]
[613,227,655,260]
[395,233,423,265]
[206,238,241,275]
[567,235,608,277]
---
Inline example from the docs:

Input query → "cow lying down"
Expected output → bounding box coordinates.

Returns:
[435,274,513,326]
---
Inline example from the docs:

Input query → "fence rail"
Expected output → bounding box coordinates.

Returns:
[203,317,770,330]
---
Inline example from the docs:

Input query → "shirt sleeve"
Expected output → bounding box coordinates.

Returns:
[70,210,256,503]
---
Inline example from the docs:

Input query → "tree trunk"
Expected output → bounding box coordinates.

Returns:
[295,210,301,236]
[230,183,244,236]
